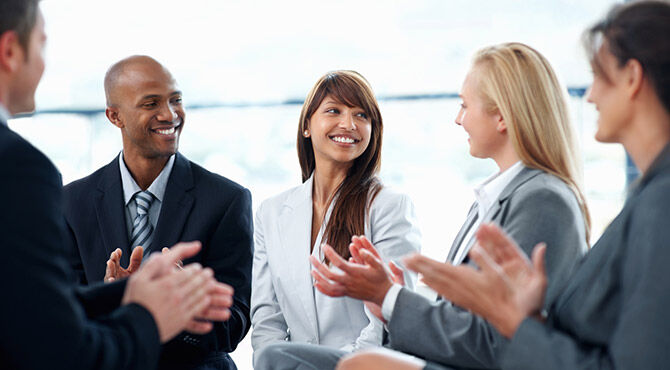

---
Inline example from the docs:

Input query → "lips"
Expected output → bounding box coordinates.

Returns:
[151,122,182,136]
[329,135,359,144]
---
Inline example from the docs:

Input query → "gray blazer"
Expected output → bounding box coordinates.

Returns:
[388,167,588,369]
[500,146,670,370]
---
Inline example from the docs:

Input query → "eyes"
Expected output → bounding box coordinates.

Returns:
[141,96,183,109]
[324,107,369,120]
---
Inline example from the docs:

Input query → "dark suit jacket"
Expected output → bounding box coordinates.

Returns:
[388,168,588,369]
[0,123,161,369]
[63,152,253,369]
[500,145,670,370]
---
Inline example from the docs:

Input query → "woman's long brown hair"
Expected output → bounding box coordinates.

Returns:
[297,70,383,261]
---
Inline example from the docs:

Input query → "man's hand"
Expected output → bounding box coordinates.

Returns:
[310,236,394,307]
[122,241,220,342]
[404,223,548,338]
[185,279,236,334]
[104,246,144,283]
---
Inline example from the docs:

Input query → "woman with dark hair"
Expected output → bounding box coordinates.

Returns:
[250,70,421,366]
[382,1,670,369]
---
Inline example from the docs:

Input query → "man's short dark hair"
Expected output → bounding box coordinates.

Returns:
[0,0,40,51]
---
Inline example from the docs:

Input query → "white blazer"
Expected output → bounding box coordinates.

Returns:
[251,176,421,360]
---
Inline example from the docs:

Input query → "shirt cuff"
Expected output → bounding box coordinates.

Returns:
[381,284,403,322]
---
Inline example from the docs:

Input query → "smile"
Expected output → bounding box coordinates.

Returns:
[152,123,181,136]
[329,135,359,144]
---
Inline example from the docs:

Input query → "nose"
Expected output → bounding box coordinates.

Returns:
[157,103,179,123]
[455,108,464,126]
[339,113,357,130]
[585,85,594,104]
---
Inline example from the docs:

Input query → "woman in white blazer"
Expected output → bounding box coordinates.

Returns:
[251,70,421,365]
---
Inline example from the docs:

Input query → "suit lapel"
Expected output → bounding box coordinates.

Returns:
[95,157,131,265]
[451,167,543,266]
[279,176,319,337]
[446,203,478,263]
[151,153,194,255]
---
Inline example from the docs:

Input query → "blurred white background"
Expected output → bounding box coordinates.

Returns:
[9,1,625,369]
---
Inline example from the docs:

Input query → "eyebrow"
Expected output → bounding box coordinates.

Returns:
[139,91,182,101]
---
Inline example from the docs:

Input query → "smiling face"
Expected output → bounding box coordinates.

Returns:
[306,94,372,168]
[455,68,506,159]
[105,58,184,159]
[586,45,633,144]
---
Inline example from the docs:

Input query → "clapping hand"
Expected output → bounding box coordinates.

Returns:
[404,223,548,338]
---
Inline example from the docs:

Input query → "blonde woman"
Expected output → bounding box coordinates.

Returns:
[263,43,591,370]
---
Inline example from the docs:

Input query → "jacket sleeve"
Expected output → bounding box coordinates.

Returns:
[202,186,254,352]
[388,183,586,369]
[0,135,161,370]
[250,200,290,362]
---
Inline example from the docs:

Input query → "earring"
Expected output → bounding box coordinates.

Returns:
[303,130,310,137]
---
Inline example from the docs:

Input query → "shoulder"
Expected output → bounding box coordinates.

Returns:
[509,170,579,209]
[369,185,415,220]
[631,170,670,224]
[188,160,250,199]
[0,126,60,187]
[63,161,111,197]
[256,182,307,216]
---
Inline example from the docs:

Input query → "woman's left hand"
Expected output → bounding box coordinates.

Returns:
[404,223,548,338]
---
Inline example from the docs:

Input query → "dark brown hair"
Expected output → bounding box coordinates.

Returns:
[584,0,670,113]
[0,0,40,52]
[297,70,383,260]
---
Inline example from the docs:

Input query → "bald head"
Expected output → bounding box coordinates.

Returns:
[104,55,175,107]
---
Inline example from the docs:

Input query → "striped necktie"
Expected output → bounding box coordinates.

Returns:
[130,190,155,250]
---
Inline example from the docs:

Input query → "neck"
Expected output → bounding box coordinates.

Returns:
[492,142,520,172]
[621,105,670,174]
[312,161,349,208]
[123,148,170,190]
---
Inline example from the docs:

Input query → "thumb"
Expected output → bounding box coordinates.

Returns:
[531,243,547,277]
[389,261,405,285]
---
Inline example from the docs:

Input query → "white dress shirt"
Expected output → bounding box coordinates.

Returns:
[118,152,175,246]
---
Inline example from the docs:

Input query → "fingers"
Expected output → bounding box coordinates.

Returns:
[185,319,214,334]
[359,249,384,271]
[355,236,381,259]
[309,255,346,284]
[143,241,202,278]
[162,247,170,254]
[349,243,363,264]
[165,241,202,266]
[128,246,144,272]
[389,261,406,286]
[322,244,355,274]
[469,245,504,277]
[104,248,122,283]
[312,275,346,296]
[531,243,547,277]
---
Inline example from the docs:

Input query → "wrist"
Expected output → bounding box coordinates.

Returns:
[372,280,393,306]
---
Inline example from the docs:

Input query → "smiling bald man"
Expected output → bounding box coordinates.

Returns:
[63,55,253,370]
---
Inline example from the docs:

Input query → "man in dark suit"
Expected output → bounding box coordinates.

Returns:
[0,1,234,369]
[63,55,253,369]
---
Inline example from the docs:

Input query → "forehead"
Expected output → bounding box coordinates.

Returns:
[118,64,177,96]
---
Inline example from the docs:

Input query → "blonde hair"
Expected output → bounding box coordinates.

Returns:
[472,42,591,242]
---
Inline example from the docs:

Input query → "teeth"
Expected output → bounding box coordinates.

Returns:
[331,136,355,144]
[156,127,176,135]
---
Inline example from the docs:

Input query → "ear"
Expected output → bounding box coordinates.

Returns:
[106,106,124,128]
[0,31,24,73]
[495,111,507,133]
[624,58,644,99]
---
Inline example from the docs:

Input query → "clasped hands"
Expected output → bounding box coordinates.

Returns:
[109,242,234,342]
[311,224,549,338]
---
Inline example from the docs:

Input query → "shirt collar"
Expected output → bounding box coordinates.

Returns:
[0,104,11,126]
[118,152,176,205]
[474,161,524,214]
